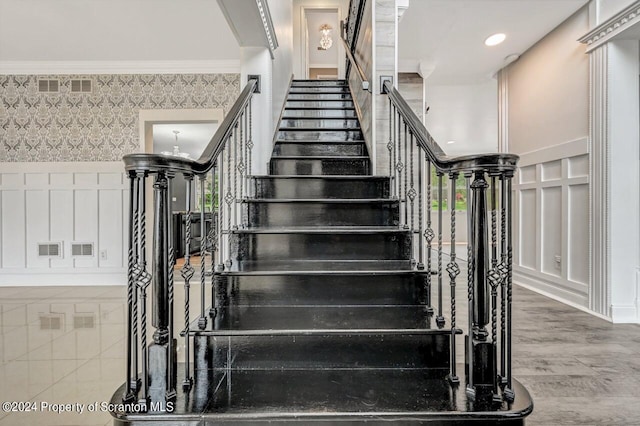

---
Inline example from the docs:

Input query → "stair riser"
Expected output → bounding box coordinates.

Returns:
[270,158,369,175]
[288,94,352,101]
[273,142,365,156]
[253,177,390,199]
[289,87,350,93]
[246,202,399,227]
[230,232,412,262]
[286,101,354,108]
[222,273,427,305]
[280,119,360,129]
[194,334,450,371]
[283,109,357,118]
[278,130,363,141]
[291,80,346,86]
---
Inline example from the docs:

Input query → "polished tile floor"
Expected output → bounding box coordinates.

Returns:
[0,283,639,425]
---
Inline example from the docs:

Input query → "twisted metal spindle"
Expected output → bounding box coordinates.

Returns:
[198,175,208,330]
[425,158,434,311]
[226,140,233,268]
[136,171,150,407]
[166,173,176,401]
[447,172,460,383]
[397,112,403,209]
[416,134,424,270]
[505,175,515,402]
[436,173,445,328]
[388,99,393,177]
[465,173,475,397]
[181,176,194,390]
[403,123,409,229]
[239,112,245,205]
[248,102,253,182]
[233,123,239,229]
[124,174,138,403]
[500,175,508,386]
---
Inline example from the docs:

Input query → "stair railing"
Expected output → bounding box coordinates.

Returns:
[383,80,518,406]
[121,77,258,409]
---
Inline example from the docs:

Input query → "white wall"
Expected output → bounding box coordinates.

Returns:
[505,6,594,315]
[595,0,637,24]
[292,0,349,79]
[424,80,498,155]
[306,11,339,67]
[269,0,294,133]
[0,163,128,286]
[506,6,589,154]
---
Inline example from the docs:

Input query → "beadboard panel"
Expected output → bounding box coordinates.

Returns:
[513,138,590,308]
[0,162,128,285]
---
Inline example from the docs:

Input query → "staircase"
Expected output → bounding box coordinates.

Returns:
[112,79,533,425]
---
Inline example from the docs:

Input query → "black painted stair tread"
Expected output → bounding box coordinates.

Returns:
[111,368,532,423]
[226,259,414,273]
[191,305,435,333]
[281,109,357,117]
[214,269,424,305]
[232,226,406,233]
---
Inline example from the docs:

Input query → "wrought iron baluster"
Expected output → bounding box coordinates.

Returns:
[465,173,475,398]
[488,175,500,400]
[181,176,194,391]
[226,140,233,268]
[425,158,434,312]
[447,172,460,384]
[198,174,208,330]
[408,131,417,265]
[165,173,176,402]
[233,123,239,229]
[500,174,508,387]
[397,112,403,213]
[218,155,225,269]
[505,174,515,402]
[247,101,254,185]
[436,172,445,328]
[392,106,397,198]
[124,173,139,403]
[239,112,245,206]
[403,123,409,229]
[388,99,393,177]
[209,163,219,319]
[416,136,424,270]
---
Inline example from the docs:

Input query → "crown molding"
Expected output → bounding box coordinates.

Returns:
[0,60,241,75]
[579,0,640,52]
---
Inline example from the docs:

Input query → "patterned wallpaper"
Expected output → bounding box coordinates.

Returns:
[0,73,240,162]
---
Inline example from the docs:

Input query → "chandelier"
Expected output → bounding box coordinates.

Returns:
[319,24,333,50]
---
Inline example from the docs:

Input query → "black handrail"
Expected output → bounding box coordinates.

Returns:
[340,33,370,91]
[383,80,518,175]
[123,78,258,175]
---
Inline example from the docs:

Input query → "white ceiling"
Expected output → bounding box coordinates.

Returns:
[399,0,590,84]
[0,0,240,61]
[153,123,219,159]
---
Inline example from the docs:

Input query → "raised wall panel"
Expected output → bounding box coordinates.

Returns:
[50,190,74,268]
[568,154,588,178]
[50,173,73,186]
[519,165,536,184]
[568,184,589,285]
[98,173,122,185]
[1,190,26,268]
[541,160,562,181]
[25,190,50,268]
[541,187,562,276]
[73,190,98,268]
[98,190,123,268]
[519,189,536,269]
[25,173,48,186]
[1,174,22,186]
[74,173,97,186]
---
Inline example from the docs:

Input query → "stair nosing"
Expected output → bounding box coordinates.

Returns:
[244,198,397,203]
[279,128,361,131]
[220,269,420,276]
[230,228,408,234]
[275,140,366,144]
[271,156,369,160]
[189,328,449,337]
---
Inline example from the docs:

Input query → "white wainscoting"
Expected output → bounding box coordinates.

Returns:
[513,138,591,309]
[0,162,128,286]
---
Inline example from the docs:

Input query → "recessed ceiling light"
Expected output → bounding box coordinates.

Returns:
[485,33,506,47]
[447,140,456,144]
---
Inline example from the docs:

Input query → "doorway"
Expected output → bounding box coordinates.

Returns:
[301,7,343,79]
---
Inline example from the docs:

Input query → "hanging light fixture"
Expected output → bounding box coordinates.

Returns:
[319,24,333,50]
[161,130,190,158]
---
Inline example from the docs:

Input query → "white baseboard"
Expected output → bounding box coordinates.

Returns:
[0,272,125,286]
[611,305,640,324]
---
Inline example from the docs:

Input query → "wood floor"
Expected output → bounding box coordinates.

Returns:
[0,284,639,425]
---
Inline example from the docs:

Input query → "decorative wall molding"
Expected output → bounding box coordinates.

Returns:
[588,44,611,318]
[497,68,509,153]
[0,60,241,75]
[513,140,591,312]
[256,0,279,57]
[578,0,640,52]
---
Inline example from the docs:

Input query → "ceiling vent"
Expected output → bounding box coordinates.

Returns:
[71,242,94,256]
[40,314,63,330]
[38,242,62,257]
[38,79,59,93]
[70,79,92,93]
